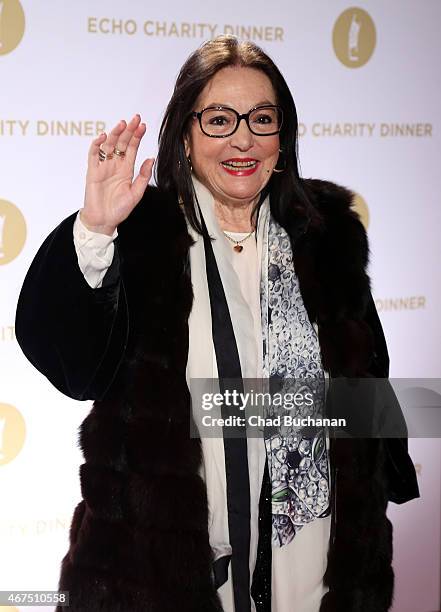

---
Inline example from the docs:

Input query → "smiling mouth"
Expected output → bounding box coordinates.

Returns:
[221,159,259,171]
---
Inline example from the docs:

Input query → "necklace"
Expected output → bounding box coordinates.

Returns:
[223,229,255,253]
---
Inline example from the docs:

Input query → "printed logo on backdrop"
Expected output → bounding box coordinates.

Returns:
[87,17,284,42]
[0,199,26,264]
[333,8,376,68]
[0,0,25,56]
[351,192,369,229]
[0,403,26,466]
[375,295,426,312]
[0,119,106,137]
[0,514,72,540]
[298,122,433,138]
[0,515,70,537]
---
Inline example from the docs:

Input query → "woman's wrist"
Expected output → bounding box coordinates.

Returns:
[79,210,117,237]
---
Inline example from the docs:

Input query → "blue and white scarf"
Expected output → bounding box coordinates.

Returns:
[260,214,331,547]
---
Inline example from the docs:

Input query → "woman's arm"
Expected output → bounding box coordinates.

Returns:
[364,291,420,503]
[74,211,117,289]
[15,212,128,401]
[15,115,154,401]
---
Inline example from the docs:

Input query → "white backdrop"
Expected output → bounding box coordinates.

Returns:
[1,1,440,611]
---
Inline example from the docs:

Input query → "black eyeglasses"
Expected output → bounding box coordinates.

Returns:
[191,105,283,138]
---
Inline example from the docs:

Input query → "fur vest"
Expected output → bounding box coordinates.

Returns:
[15,178,419,612]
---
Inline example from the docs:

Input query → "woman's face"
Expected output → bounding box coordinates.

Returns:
[185,66,281,208]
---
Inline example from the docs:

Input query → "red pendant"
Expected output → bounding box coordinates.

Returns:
[234,245,244,253]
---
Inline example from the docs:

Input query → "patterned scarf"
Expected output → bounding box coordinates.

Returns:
[260,213,331,547]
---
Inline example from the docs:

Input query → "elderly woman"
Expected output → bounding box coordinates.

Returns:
[16,36,418,612]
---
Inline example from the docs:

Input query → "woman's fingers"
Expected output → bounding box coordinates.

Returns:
[125,122,147,165]
[114,114,142,153]
[88,132,107,169]
[87,115,148,190]
[101,119,128,154]
[130,158,155,204]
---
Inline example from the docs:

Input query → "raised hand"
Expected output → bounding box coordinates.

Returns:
[81,114,154,236]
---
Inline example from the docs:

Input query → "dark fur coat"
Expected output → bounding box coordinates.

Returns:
[15,178,419,611]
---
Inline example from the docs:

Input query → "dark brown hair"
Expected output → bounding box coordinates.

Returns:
[155,35,321,235]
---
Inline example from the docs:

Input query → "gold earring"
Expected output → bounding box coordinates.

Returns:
[273,148,286,174]
[187,156,193,172]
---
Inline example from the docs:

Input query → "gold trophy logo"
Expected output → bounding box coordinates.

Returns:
[333,8,376,68]
[351,192,370,230]
[0,0,25,56]
[0,199,27,265]
[0,403,26,466]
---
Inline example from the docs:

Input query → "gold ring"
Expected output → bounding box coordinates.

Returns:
[113,147,126,158]
[99,147,113,161]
